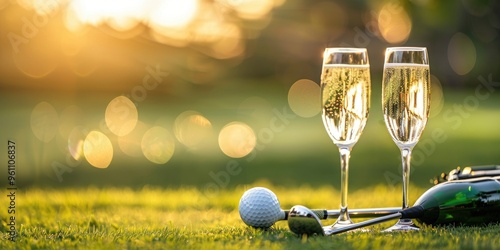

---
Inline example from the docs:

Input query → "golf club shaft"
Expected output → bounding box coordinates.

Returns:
[283,207,401,220]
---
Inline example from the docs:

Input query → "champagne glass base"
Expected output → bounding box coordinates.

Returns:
[328,219,369,233]
[382,218,419,232]
[330,219,354,229]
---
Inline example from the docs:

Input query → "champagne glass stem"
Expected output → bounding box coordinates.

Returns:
[337,147,352,223]
[400,148,411,209]
[383,147,417,231]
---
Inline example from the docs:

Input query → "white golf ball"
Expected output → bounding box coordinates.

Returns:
[238,187,283,228]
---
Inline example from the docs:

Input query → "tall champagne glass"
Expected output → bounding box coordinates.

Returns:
[321,48,371,228]
[382,47,430,231]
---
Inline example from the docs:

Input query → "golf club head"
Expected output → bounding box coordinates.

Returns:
[288,205,325,236]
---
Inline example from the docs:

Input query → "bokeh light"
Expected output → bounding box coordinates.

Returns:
[68,126,87,161]
[68,0,142,30]
[174,111,213,150]
[67,49,100,77]
[118,120,149,158]
[31,101,59,143]
[105,96,138,136]
[149,0,198,29]
[225,0,275,20]
[288,79,320,118]
[12,38,59,78]
[141,126,176,164]
[448,32,476,75]
[64,5,88,33]
[377,2,412,44]
[218,122,256,158]
[430,74,444,118]
[84,130,113,168]
[207,23,245,59]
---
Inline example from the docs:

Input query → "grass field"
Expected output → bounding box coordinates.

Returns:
[1,183,499,249]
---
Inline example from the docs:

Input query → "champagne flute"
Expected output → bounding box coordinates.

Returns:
[320,48,371,228]
[382,47,430,231]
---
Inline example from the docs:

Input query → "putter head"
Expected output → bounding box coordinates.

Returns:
[288,205,325,236]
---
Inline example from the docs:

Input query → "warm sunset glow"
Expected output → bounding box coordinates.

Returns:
[11,0,282,62]
[69,0,112,26]
[218,122,256,158]
[149,0,198,29]
[67,0,142,30]
[66,0,198,33]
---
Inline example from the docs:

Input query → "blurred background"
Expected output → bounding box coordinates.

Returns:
[1,0,499,193]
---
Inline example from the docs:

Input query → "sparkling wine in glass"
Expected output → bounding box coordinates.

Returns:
[382,47,430,231]
[321,48,371,228]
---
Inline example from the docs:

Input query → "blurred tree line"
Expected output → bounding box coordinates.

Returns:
[234,0,499,90]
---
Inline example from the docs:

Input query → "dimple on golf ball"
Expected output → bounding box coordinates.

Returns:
[238,187,283,228]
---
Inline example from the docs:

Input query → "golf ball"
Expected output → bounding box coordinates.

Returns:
[238,187,283,228]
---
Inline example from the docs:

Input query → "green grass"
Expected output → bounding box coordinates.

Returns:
[2,184,499,249]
